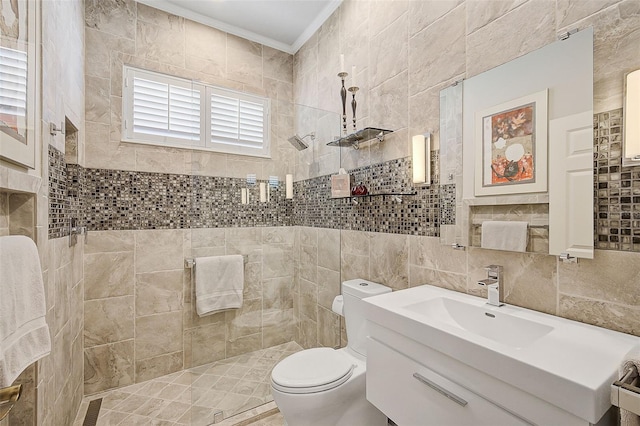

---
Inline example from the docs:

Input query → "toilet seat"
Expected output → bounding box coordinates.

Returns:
[271,348,355,394]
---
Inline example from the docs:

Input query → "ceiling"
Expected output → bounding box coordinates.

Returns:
[136,0,342,54]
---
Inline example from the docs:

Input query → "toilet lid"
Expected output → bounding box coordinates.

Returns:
[271,348,355,394]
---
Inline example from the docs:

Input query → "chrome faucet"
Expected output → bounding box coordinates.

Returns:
[477,265,504,307]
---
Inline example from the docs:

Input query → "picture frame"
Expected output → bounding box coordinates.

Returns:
[0,0,37,169]
[474,90,548,196]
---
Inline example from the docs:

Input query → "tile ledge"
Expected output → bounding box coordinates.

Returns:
[0,165,41,194]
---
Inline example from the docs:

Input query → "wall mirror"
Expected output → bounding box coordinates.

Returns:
[623,69,640,166]
[440,28,594,258]
[0,0,37,169]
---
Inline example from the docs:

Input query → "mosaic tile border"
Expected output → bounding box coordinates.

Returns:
[594,109,640,252]
[47,108,640,251]
[293,156,441,236]
[48,145,69,239]
[82,170,293,231]
[439,184,456,226]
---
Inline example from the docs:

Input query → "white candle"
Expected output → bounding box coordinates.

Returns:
[285,174,293,199]
[340,54,345,73]
[352,66,356,87]
[259,182,267,203]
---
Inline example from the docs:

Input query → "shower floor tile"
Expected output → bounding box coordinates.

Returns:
[73,341,302,426]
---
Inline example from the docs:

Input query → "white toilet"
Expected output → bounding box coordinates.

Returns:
[271,279,391,426]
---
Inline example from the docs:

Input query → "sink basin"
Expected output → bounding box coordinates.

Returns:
[364,284,640,424]
[403,297,553,349]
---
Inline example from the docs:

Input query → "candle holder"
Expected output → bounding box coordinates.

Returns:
[348,86,359,132]
[338,72,348,136]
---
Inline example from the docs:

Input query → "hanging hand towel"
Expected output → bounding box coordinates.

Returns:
[195,255,244,316]
[620,345,640,426]
[481,221,528,252]
[0,235,51,387]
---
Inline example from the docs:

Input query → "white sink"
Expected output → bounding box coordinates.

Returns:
[364,285,640,424]
[403,297,554,349]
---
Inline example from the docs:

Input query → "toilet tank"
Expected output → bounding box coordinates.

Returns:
[342,279,392,357]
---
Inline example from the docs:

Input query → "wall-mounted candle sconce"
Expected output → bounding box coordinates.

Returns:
[285,174,294,199]
[412,133,431,184]
[259,182,267,203]
[623,69,640,166]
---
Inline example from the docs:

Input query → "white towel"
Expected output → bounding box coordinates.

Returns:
[619,345,640,426]
[481,221,528,252]
[195,255,244,316]
[0,236,51,387]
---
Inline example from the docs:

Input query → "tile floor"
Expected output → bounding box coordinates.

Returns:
[73,342,301,426]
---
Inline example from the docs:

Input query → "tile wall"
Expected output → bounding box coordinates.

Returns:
[0,0,87,425]
[293,227,342,349]
[293,0,640,339]
[82,227,296,395]
[595,109,640,251]
[84,0,296,181]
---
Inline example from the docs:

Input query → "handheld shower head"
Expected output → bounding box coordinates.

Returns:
[287,132,315,151]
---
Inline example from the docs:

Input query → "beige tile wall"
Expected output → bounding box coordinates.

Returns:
[0,195,85,426]
[0,0,87,425]
[84,0,297,182]
[294,227,342,349]
[83,227,296,395]
[337,230,639,337]
[295,0,640,166]
[293,0,640,341]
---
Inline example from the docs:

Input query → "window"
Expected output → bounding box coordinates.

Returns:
[122,66,270,158]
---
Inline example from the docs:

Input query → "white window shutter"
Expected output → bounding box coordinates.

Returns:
[122,66,269,157]
[0,46,28,120]
[132,76,200,141]
[210,92,266,150]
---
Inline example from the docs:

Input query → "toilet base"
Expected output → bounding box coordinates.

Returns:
[271,356,386,426]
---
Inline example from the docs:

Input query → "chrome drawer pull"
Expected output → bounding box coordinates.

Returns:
[413,372,468,407]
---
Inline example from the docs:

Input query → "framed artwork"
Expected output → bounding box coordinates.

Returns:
[474,90,548,196]
[0,0,37,169]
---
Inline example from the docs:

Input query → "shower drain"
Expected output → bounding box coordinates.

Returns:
[82,398,102,426]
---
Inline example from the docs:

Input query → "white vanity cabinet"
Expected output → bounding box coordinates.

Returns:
[367,338,531,426]
[366,324,614,426]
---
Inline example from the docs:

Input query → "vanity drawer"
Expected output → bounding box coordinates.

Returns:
[367,338,531,426]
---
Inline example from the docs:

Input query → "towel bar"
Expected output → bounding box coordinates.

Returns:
[611,365,640,416]
[185,255,248,269]
[471,223,549,229]
[0,384,22,421]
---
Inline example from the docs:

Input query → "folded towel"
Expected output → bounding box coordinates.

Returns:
[195,255,244,316]
[481,221,528,252]
[620,345,640,426]
[0,236,51,387]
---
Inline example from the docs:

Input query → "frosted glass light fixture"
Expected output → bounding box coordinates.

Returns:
[412,133,431,184]
[623,69,640,166]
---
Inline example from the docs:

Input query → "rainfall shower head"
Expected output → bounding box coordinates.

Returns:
[287,132,315,151]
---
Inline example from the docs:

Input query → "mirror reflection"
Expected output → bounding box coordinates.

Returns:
[440,28,594,257]
[623,69,640,166]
